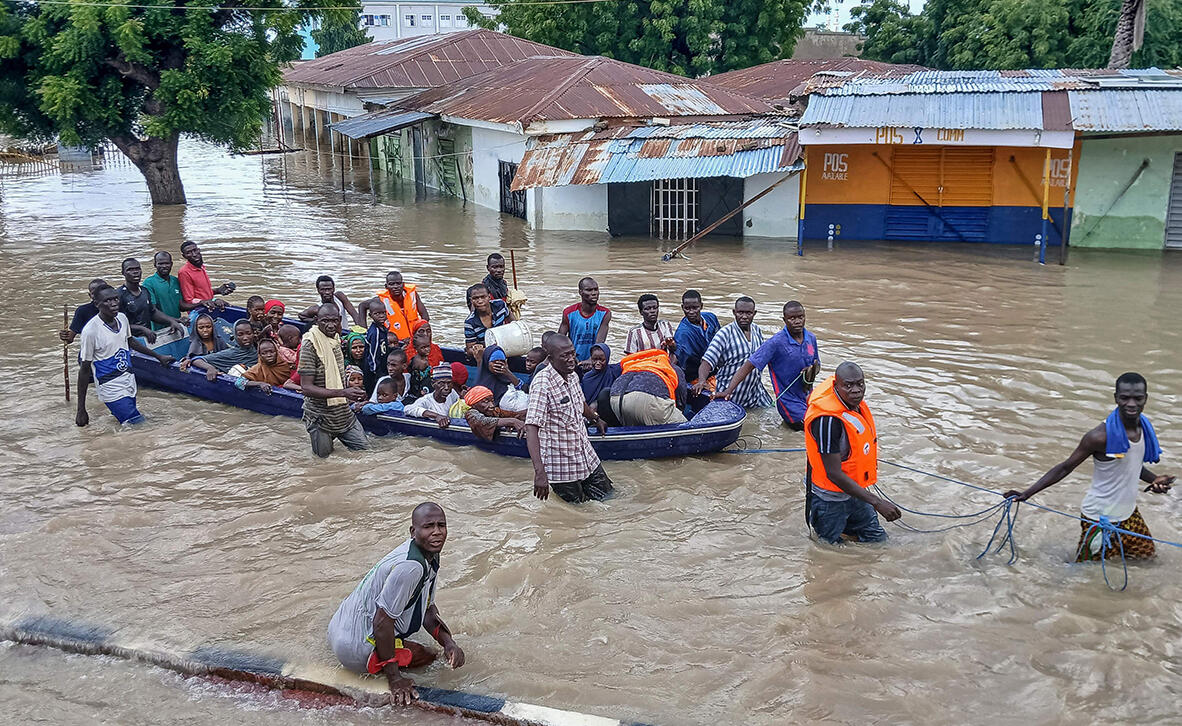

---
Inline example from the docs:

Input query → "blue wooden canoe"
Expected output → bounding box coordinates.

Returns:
[130,306,746,460]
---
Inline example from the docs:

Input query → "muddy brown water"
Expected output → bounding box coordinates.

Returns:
[1,141,1181,725]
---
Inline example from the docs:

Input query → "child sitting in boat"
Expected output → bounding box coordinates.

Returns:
[276,324,302,364]
[358,378,405,416]
[407,352,431,400]
[525,346,546,374]
[463,386,526,442]
[405,364,459,429]
[345,365,365,392]
[179,312,228,369]
[362,300,390,392]
[235,339,292,394]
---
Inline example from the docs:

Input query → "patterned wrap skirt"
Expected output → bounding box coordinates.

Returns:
[1076,507,1156,561]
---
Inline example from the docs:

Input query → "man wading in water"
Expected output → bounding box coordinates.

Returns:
[75,285,175,426]
[1005,372,1174,561]
[328,502,464,705]
[526,335,611,503]
[803,362,901,543]
[299,303,368,457]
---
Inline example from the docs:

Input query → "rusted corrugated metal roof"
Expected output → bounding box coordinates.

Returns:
[707,58,927,102]
[1041,91,1073,131]
[282,30,576,90]
[511,121,801,189]
[392,56,778,125]
[818,68,1182,95]
[1069,89,1182,131]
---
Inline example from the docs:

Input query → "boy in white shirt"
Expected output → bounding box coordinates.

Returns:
[76,285,175,426]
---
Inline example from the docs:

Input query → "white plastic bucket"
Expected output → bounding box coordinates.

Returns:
[484,320,534,357]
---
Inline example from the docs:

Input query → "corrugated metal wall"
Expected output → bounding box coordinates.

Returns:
[1167,153,1182,249]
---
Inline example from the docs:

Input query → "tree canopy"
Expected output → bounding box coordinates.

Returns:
[0,0,340,204]
[312,9,370,57]
[845,0,1182,69]
[465,0,812,77]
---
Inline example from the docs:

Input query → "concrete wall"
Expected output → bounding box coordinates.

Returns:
[743,171,800,239]
[279,85,367,117]
[470,125,528,213]
[537,184,608,232]
[1070,134,1182,249]
[791,29,862,60]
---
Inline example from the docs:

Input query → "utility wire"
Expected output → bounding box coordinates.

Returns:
[29,0,621,10]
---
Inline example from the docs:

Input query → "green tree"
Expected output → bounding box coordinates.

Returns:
[0,0,339,205]
[844,0,929,65]
[465,0,811,77]
[847,0,1182,69]
[312,9,371,57]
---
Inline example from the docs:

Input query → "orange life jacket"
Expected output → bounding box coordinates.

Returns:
[619,349,678,398]
[376,284,421,341]
[803,375,878,493]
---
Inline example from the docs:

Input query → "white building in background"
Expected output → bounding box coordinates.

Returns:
[358,1,495,41]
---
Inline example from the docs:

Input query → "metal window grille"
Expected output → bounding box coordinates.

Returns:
[499,161,526,219]
[651,178,698,240]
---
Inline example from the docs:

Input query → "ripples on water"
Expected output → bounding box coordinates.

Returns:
[1,141,1180,725]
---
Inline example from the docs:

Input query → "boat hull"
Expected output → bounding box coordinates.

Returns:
[133,304,746,459]
[131,356,745,460]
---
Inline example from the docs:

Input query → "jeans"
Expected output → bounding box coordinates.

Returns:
[307,416,369,458]
[809,496,888,545]
[551,464,614,503]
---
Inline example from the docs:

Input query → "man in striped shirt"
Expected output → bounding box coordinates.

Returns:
[693,296,773,409]
[624,294,677,357]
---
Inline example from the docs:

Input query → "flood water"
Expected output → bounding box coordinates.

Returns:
[2,141,1181,725]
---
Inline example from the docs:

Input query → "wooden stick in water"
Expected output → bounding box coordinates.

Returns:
[62,304,70,402]
[509,249,519,289]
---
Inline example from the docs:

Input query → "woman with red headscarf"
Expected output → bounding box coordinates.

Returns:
[406,320,443,367]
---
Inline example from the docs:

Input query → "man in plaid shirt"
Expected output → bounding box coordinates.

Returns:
[526,336,613,503]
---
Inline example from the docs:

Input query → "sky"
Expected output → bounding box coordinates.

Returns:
[805,0,927,31]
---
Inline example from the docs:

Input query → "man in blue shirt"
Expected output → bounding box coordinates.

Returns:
[672,289,720,384]
[715,300,820,430]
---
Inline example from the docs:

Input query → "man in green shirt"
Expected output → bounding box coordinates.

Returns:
[141,251,185,329]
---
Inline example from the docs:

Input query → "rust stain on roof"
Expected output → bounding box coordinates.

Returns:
[393,56,779,125]
[282,29,577,90]
[708,58,927,103]
[510,121,801,190]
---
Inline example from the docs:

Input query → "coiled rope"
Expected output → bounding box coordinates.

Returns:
[722,448,1182,589]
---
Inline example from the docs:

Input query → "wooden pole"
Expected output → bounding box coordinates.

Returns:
[1059,148,1074,266]
[62,305,71,402]
[797,147,808,256]
[663,172,796,261]
[509,249,519,289]
[1039,148,1052,264]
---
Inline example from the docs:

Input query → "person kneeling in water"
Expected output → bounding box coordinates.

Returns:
[327,502,464,705]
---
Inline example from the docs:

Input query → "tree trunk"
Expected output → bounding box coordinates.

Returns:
[110,132,187,205]
[1107,0,1141,69]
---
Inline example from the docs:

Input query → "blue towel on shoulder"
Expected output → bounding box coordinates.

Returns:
[1105,408,1161,463]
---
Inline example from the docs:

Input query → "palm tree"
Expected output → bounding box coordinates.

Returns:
[1107,0,1146,69]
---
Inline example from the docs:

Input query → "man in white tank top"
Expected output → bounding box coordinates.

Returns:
[1006,372,1174,561]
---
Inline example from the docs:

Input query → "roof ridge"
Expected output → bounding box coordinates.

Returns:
[517,56,604,126]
